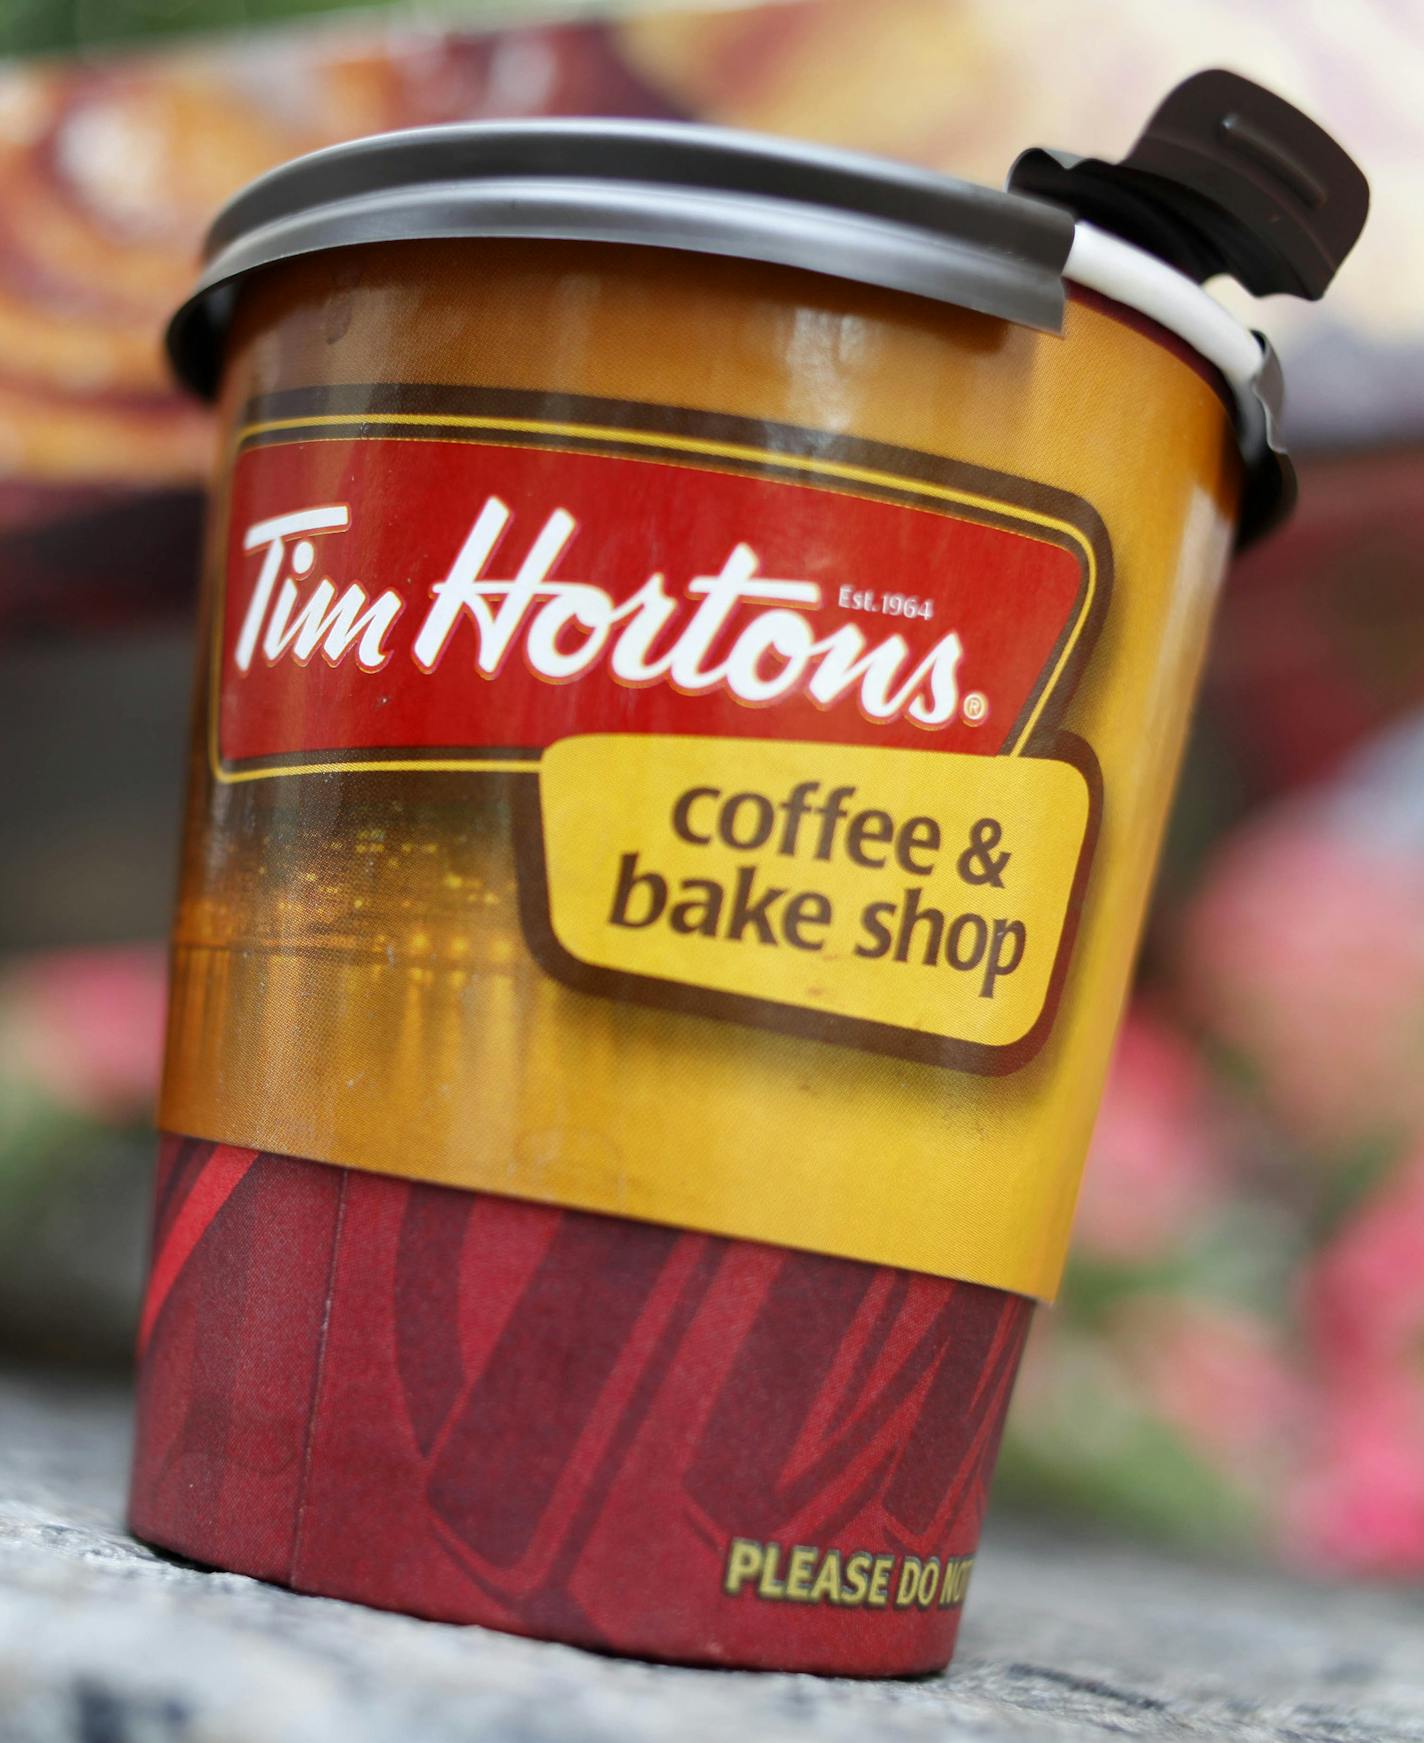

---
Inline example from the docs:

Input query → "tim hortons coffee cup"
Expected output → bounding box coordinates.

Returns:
[130,73,1366,1675]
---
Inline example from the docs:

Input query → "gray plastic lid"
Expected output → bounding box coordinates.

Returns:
[166,118,1076,400]
[165,78,1369,547]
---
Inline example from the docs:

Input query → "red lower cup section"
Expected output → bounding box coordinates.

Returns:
[129,1136,1031,1675]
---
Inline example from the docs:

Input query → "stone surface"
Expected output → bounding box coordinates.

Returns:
[3,1366,1423,1743]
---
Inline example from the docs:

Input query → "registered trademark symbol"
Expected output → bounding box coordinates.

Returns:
[962,692,988,724]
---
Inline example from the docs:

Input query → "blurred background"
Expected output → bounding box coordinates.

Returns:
[2,0,1422,1580]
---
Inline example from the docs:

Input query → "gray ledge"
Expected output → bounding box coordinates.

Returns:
[3,1367,1423,1743]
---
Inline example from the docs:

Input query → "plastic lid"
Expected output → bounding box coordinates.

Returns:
[166,120,1074,399]
[166,72,1368,547]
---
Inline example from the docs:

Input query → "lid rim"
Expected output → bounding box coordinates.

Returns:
[199,118,1068,263]
[169,176,1072,400]
[1064,222,1263,434]
[169,118,1074,400]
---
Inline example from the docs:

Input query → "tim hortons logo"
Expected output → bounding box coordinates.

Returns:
[233,502,970,729]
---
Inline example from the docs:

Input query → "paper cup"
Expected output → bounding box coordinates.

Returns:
[131,84,1365,1674]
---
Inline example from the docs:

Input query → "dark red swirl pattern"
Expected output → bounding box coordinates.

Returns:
[130,1135,1031,1675]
